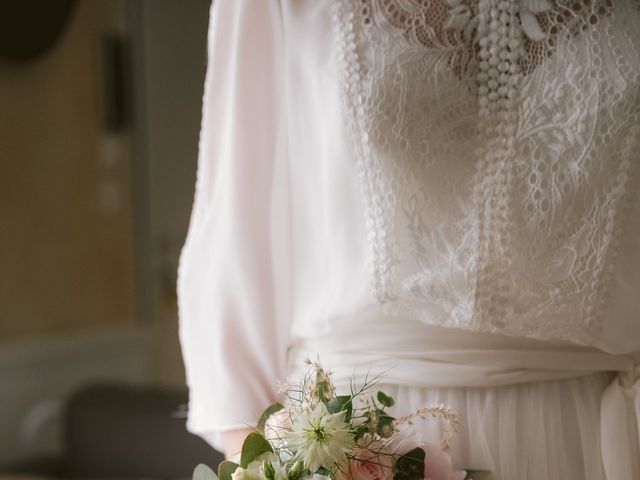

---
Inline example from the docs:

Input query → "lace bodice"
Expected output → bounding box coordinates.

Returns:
[332,0,640,345]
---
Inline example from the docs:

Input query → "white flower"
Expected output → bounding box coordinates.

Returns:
[284,403,355,472]
[231,467,261,480]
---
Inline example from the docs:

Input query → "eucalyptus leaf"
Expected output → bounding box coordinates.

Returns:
[256,402,285,435]
[393,447,425,480]
[218,461,239,480]
[377,391,395,407]
[240,432,273,468]
[375,411,395,437]
[194,464,218,480]
[326,395,353,421]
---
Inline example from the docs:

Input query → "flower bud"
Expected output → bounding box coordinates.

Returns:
[288,461,303,480]
[263,460,276,480]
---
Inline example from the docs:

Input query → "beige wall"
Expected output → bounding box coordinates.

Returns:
[0,1,135,341]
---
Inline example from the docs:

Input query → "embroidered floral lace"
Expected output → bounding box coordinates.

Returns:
[332,0,640,345]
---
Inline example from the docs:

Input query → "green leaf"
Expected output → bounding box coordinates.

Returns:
[316,467,332,477]
[376,410,395,437]
[256,402,285,435]
[377,391,395,408]
[194,464,218,480]
[263,460,276,480]
[240,432,273,468]
[326,395,353,421]
[464,470,495,480]
[352,422,370,442]
[393,447,425,480]
[217,461,239,480]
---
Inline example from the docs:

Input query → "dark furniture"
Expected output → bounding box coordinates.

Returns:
[5,383,223,479]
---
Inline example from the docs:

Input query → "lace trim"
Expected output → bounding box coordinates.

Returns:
[333,0,640,344]
[358,0,618,79]
[333,1,399,302]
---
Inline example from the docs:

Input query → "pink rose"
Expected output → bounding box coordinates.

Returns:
[344,445,395,480]
[387,428,465,480]
[264,408,292,442]
[420,443,466,480]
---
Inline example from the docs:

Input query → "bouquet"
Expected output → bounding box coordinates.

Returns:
[193,360,493,480]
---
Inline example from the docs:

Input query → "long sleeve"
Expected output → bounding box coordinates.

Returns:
[177,0,290,451]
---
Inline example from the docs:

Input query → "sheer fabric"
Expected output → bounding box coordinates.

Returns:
[365,375,615,480]
[177,1,640,478]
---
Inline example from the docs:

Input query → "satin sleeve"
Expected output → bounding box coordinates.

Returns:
[177,0,290,452]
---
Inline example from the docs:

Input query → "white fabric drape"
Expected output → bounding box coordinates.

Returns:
[362,376,614,479]
[600,367,640,480]
[177,0,291,449]
[177,1,640,477]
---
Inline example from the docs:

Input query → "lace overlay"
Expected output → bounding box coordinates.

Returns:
[332,0,640,344]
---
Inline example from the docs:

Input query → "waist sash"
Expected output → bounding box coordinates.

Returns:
[286,319,640,480]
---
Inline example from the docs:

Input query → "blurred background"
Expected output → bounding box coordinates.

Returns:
[0,0,223,477]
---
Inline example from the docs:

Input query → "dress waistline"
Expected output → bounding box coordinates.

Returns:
[285,319,640,480]
[287,320,634,387]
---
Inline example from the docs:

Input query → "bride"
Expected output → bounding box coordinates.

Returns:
[177,1,640,479]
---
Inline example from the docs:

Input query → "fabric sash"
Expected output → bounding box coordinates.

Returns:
[286,320,639,480]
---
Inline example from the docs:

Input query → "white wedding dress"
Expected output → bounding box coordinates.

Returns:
[177,1,640,479]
